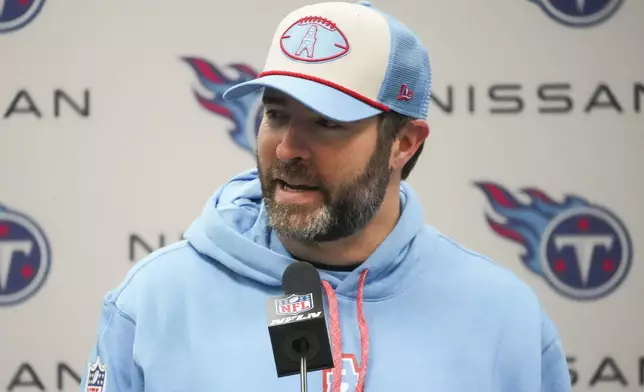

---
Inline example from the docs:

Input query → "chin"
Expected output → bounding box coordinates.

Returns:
[268,204,331,238]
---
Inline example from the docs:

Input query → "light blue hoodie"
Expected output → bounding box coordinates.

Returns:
[79,169,571,392]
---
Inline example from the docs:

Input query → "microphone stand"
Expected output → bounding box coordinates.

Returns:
[300,355,308,392]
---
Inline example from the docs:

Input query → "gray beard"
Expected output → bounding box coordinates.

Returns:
[264,176,387,243]
[259,135,392,243]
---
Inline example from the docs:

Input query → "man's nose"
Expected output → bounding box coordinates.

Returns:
[275,125,311,162]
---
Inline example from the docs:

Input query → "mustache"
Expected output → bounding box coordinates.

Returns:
[268,160,320,185]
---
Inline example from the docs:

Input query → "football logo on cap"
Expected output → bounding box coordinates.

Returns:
[280,16,350,63]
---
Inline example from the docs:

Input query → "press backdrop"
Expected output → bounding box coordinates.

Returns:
[1,0,642,391]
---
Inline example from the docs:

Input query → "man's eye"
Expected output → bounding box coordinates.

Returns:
[265,109,287,120]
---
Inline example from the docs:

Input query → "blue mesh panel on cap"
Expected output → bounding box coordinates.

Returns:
[373,9,431,119]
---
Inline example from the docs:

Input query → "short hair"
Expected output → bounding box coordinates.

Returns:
[377,111,425,180]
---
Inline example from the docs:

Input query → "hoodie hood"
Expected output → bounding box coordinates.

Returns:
[184,168,433,300]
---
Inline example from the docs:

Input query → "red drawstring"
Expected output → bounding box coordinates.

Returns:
[321,270,369,392]
[355,270,369,392]
[321,279,343,392]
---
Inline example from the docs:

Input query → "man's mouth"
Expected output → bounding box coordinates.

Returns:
[276,179,318,192]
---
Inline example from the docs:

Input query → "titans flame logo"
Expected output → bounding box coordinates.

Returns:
[476,182,632,301]
[526,0,623,27]
[183,57,263,153]
[0,0,46,33]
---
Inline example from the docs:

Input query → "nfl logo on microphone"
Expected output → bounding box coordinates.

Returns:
[276,294,314,316]
[85,357,107,392]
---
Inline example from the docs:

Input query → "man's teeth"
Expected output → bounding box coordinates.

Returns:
[281,182,315,191]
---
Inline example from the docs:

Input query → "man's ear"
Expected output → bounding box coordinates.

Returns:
[390,120,430,172]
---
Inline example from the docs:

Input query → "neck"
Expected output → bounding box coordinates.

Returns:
[279,183,402,266]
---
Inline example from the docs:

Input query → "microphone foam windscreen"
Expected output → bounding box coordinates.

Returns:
[282,261,321,295]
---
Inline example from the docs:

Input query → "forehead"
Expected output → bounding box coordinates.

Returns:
[261,88,334,122]
[262,88,300,107]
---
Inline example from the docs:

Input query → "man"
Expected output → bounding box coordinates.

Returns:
[80,1,572,391]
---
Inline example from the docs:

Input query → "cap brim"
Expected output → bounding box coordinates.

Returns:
[222,75,383,122]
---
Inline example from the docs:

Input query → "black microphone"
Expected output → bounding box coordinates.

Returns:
[266,261,333,389]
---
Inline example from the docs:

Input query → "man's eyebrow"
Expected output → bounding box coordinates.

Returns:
[262,95,286,106]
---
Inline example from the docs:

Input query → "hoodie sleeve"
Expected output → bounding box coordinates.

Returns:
[79,298,143,392]
[493,286,572,392]
[540,310,572,392]
[541,335,571,392]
